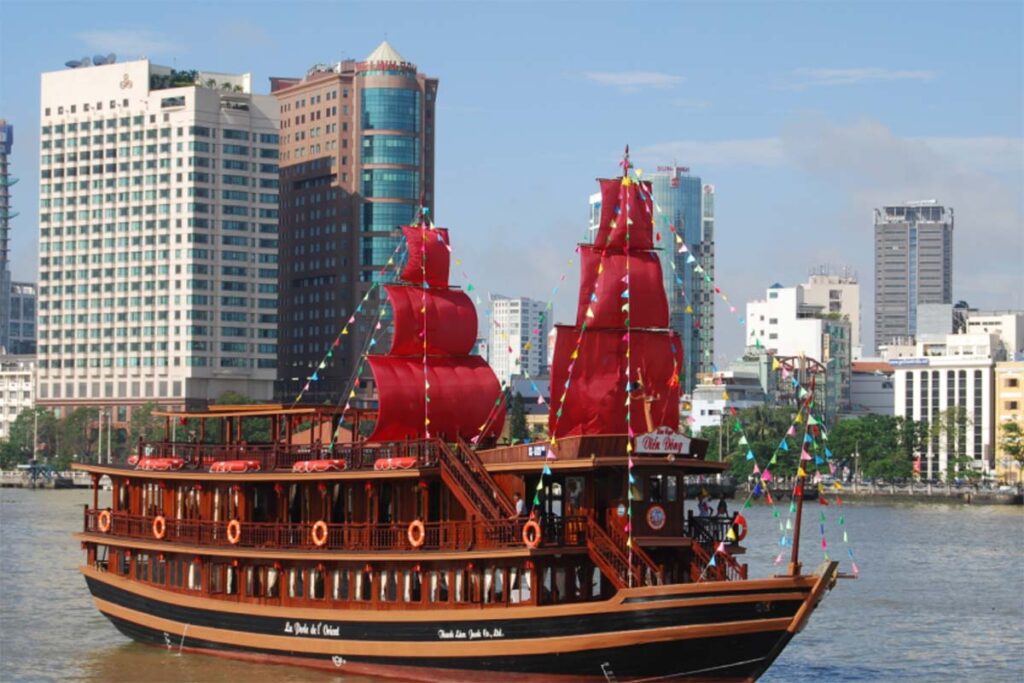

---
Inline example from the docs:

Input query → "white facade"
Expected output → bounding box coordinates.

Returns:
[0,355,35,439]
[690,372,767,434]
[965,311,1024,358]
[37,59,279,416]
[892,332,1000,478]
[801,272,861,353]
[488,296,551,384]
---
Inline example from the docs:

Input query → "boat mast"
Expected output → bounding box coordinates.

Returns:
[788,376,814,576]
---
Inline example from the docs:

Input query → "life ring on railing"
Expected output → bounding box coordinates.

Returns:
[407,520,426,549]
[731,513,748,542]
[226,519,242,545]
[98,509,112,533]
[522,520,542,549]
[152,515,167,540]
[311,520,329,548]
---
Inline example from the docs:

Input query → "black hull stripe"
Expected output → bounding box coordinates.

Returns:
[103,611,788,680]
[87,575,803,642]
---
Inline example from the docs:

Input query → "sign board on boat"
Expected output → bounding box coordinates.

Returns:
[635,427,691,455]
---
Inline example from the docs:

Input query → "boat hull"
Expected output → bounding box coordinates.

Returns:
[82,564,837,682]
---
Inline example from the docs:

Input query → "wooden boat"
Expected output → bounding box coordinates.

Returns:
[73,153,842,681]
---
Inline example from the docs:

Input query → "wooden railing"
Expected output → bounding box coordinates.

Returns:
[456,438,517,517]
[583,514,643,589]
[437,441,505,520]
[604,515,663,586]
[686,512,748,581]
[83,507,588,554]
[134,439,441,472]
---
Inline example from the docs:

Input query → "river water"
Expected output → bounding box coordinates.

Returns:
[1,488,1021,682]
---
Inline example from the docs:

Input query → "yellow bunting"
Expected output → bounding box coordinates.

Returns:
[772,358,781,371]
[797,467,806,477]
[726,527,737,541]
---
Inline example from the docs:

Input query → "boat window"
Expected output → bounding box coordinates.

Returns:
[554,567,567,602]
[492,568,505,604]
[95,545,109,572]
[187,562,202,591]
[591,567,603,599]
[429,570,449,603]
[404,570,422,602]
[332,569,349,601]
[118,551,131,576]
[226,566,237,595]
[210,563,226,594]
[566,477,584,512]
[135,553,150,582]
[309,568,325,600]
[117,483,128,511]
[288,568,304,598]
[266,567,279,598]
[540,566,553,604]
[666,476,678,502]
[453,569,466,603]
[630,478,644,502]
[380,569,398,602]
[169,558,183,588]
[152,557,166,586]
[649,476,664,504]
[354,569,372,601]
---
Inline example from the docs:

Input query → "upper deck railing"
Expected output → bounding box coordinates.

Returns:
[83,507,588,554]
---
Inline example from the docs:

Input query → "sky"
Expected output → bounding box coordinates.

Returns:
[1,0,1021,364]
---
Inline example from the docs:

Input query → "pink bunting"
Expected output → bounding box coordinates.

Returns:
[852,561,860,576]
[821,538,828,549]
[761,469,773,482]
[753,464,761,474]
[801,450,812,461]
[787,426,797,436]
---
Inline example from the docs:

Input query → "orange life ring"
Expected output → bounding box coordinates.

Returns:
[732,513,748,542]
[311,520,329,548]
[97,509,112,533]
[522,519,542,549]
[407,520,426,548]
[152,515,167,540]
[226,519,242,545]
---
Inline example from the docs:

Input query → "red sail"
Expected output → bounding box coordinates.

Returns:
[576,245,668,329]
[367,356,505,442]
[385,285,477,356]
[400,226,451,287]
[548,326,681,438]
[593,178,654,251]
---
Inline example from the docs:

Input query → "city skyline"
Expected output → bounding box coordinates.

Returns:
[1,1,1021,365]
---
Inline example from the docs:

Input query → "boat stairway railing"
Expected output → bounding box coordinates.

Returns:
[686,512,747,581]
[583,514,650,589]
[456,438,517,517]
[83,507,589,553]
[436,440,507,521]
[603,512,663,586]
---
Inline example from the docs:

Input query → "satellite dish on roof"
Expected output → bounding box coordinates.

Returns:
[93,54,107,65]
[80,56,91,66]
[65,60,82,68]
[107,53,116,64]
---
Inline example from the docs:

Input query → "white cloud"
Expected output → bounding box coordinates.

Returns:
[789,67,936,89]
[582,70,684,92]
[77,30,182,59]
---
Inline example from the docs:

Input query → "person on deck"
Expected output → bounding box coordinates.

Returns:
[512,492,526,518]
[716,496,729,516]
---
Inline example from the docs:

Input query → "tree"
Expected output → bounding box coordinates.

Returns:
[214,391,271,443]
[725,406,794,479]
[127,402,166,455]
[930,406,978,483]
[1,407,58,469]
[58,407,100,464]
[998,419,1024,483]
[826,414,914,481]
[509,392,529,443]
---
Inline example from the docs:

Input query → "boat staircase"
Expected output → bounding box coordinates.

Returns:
[586,514,662,589]
[688,517,748,582]
[437,438,516,521]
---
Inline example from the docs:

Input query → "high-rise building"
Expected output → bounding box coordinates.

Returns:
[37,59,279,421]
[874,201,953,351]
[589,165,714,392]
[488,296,551,384]
[7,281,36,354]
[271,42,438,402]
[0,120,15,354]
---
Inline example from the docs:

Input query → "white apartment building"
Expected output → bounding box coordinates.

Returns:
[745,282,852,419]
[800,270,861,357]
[892,332,1002,479]
[965,311,1024,358]
[689,371,768,434]
[0,355,34,439]
[37,59,279,421]
[488,296,551,384]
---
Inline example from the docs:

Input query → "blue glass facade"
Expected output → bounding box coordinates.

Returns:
[362,169,419,199]
[646,172,710,394]
[361,88,421,132]
[362,135,419,165]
